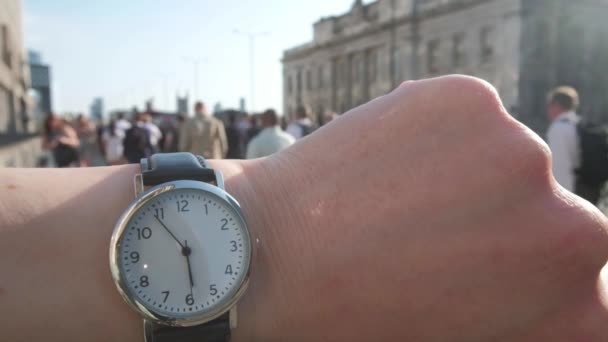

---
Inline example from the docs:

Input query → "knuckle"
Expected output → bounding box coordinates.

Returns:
[548,193,608,275]
[435,75,507,117]
[508,127,553,190]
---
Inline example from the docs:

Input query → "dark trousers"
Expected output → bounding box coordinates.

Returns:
[576,181,602,206]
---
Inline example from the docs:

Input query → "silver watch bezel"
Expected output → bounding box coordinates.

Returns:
[109,179,252,327]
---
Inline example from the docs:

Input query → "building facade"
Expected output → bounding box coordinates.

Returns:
[283,0,608,133]
[29,50,52,125]
[0,0,30,134]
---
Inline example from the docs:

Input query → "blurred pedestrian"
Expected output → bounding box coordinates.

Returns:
[42,113,80,168]
[75,114,97,167]
[287,105,315,140]
[323,110,339,124]
[96,120,106,161]
[246,115,261,144]
[236,113,251,151]
[225,113,243,159]
[546,86,581,193]
[123,112,152,164]
[115,112,132,133]
[102,119,126,165]
[179,101,228,159]
[160,114,185,153]
[142,112,162,153]
[246,109,295,159]
[547,86,608,205]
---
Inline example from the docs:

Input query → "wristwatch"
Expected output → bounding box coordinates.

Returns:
[109,153,252,342]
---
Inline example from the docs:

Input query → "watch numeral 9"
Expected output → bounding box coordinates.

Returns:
[130,251,140,263]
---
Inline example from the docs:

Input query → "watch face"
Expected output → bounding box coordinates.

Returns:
[110,181,251,326]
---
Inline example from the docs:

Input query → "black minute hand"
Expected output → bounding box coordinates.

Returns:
[154,215,185,249]
[184,240,194,290]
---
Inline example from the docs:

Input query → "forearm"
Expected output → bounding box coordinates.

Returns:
[0,166,141,341]
[0,161,276,341]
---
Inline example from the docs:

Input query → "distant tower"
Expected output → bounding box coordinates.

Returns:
[145,99,154,113]
[29,50,52,125]
[352,0,362,8]
[239,97,246,113]
[90,97,104,122]
[176,94,189,115]
[213,102,222,114]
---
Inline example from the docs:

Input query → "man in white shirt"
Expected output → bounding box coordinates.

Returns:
[246,109,295,159]
[142,112,163,152]
[546,86,580,193]
[286,105,315,140]
[115,112,132,133]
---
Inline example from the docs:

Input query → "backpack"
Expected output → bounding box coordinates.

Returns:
[123,125,152,163]
[297,122,314,137]
[576,121,608,186]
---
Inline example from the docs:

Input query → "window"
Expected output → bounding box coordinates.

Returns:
[318,66,324,89]
[367,49,378,83]
[391,47,401,80]
[296,70,302,94]
[452,33,465,67]
[1,25,10,67]
[480,26,494,63]
[357,56,364,83]
[287,75,293,94]
[352,56,358,82]
[306,69,313,90]
[352,55,362,83]
[340,59,348,84]
[427,40,440,73]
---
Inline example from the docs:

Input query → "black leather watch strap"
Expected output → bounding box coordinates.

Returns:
[146,313,230,342]
[140,153,231,342]
[141,152,215,186]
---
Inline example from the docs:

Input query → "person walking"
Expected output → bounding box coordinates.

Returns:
[115,112,132,134]
[286,105,315,140]
[101,119,126,165]
[179,101,228,159]
[225,113,243,159]
[246,109,295,159]
[246,115,261,145]
[142,112,162,153]
[546,86,580,194]
[75,114,97,167]
[123,112,152,164]
[42,113,80,168]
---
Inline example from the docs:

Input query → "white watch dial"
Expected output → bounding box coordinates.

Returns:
[117,187,250,319]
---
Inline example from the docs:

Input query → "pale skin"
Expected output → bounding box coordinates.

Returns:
[1,76,608,341]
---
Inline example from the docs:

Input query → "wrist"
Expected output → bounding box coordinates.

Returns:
[207,158,276,341]
[214,154,320,341]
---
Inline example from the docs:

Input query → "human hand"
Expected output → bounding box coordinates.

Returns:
[2,76,606,342]
[238,76,608,341]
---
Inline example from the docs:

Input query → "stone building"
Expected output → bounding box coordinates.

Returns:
[0,0,40,167]
[282,0,608,134]
[0,0,31,134]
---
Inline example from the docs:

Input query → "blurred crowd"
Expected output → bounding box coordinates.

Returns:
[41,101,338,168]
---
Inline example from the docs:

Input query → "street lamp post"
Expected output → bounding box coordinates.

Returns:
[159,73,169,111]
[182,57,204,102]
[234,30,269,113]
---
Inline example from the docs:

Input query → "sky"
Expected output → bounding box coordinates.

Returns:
[23,0,361,116]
